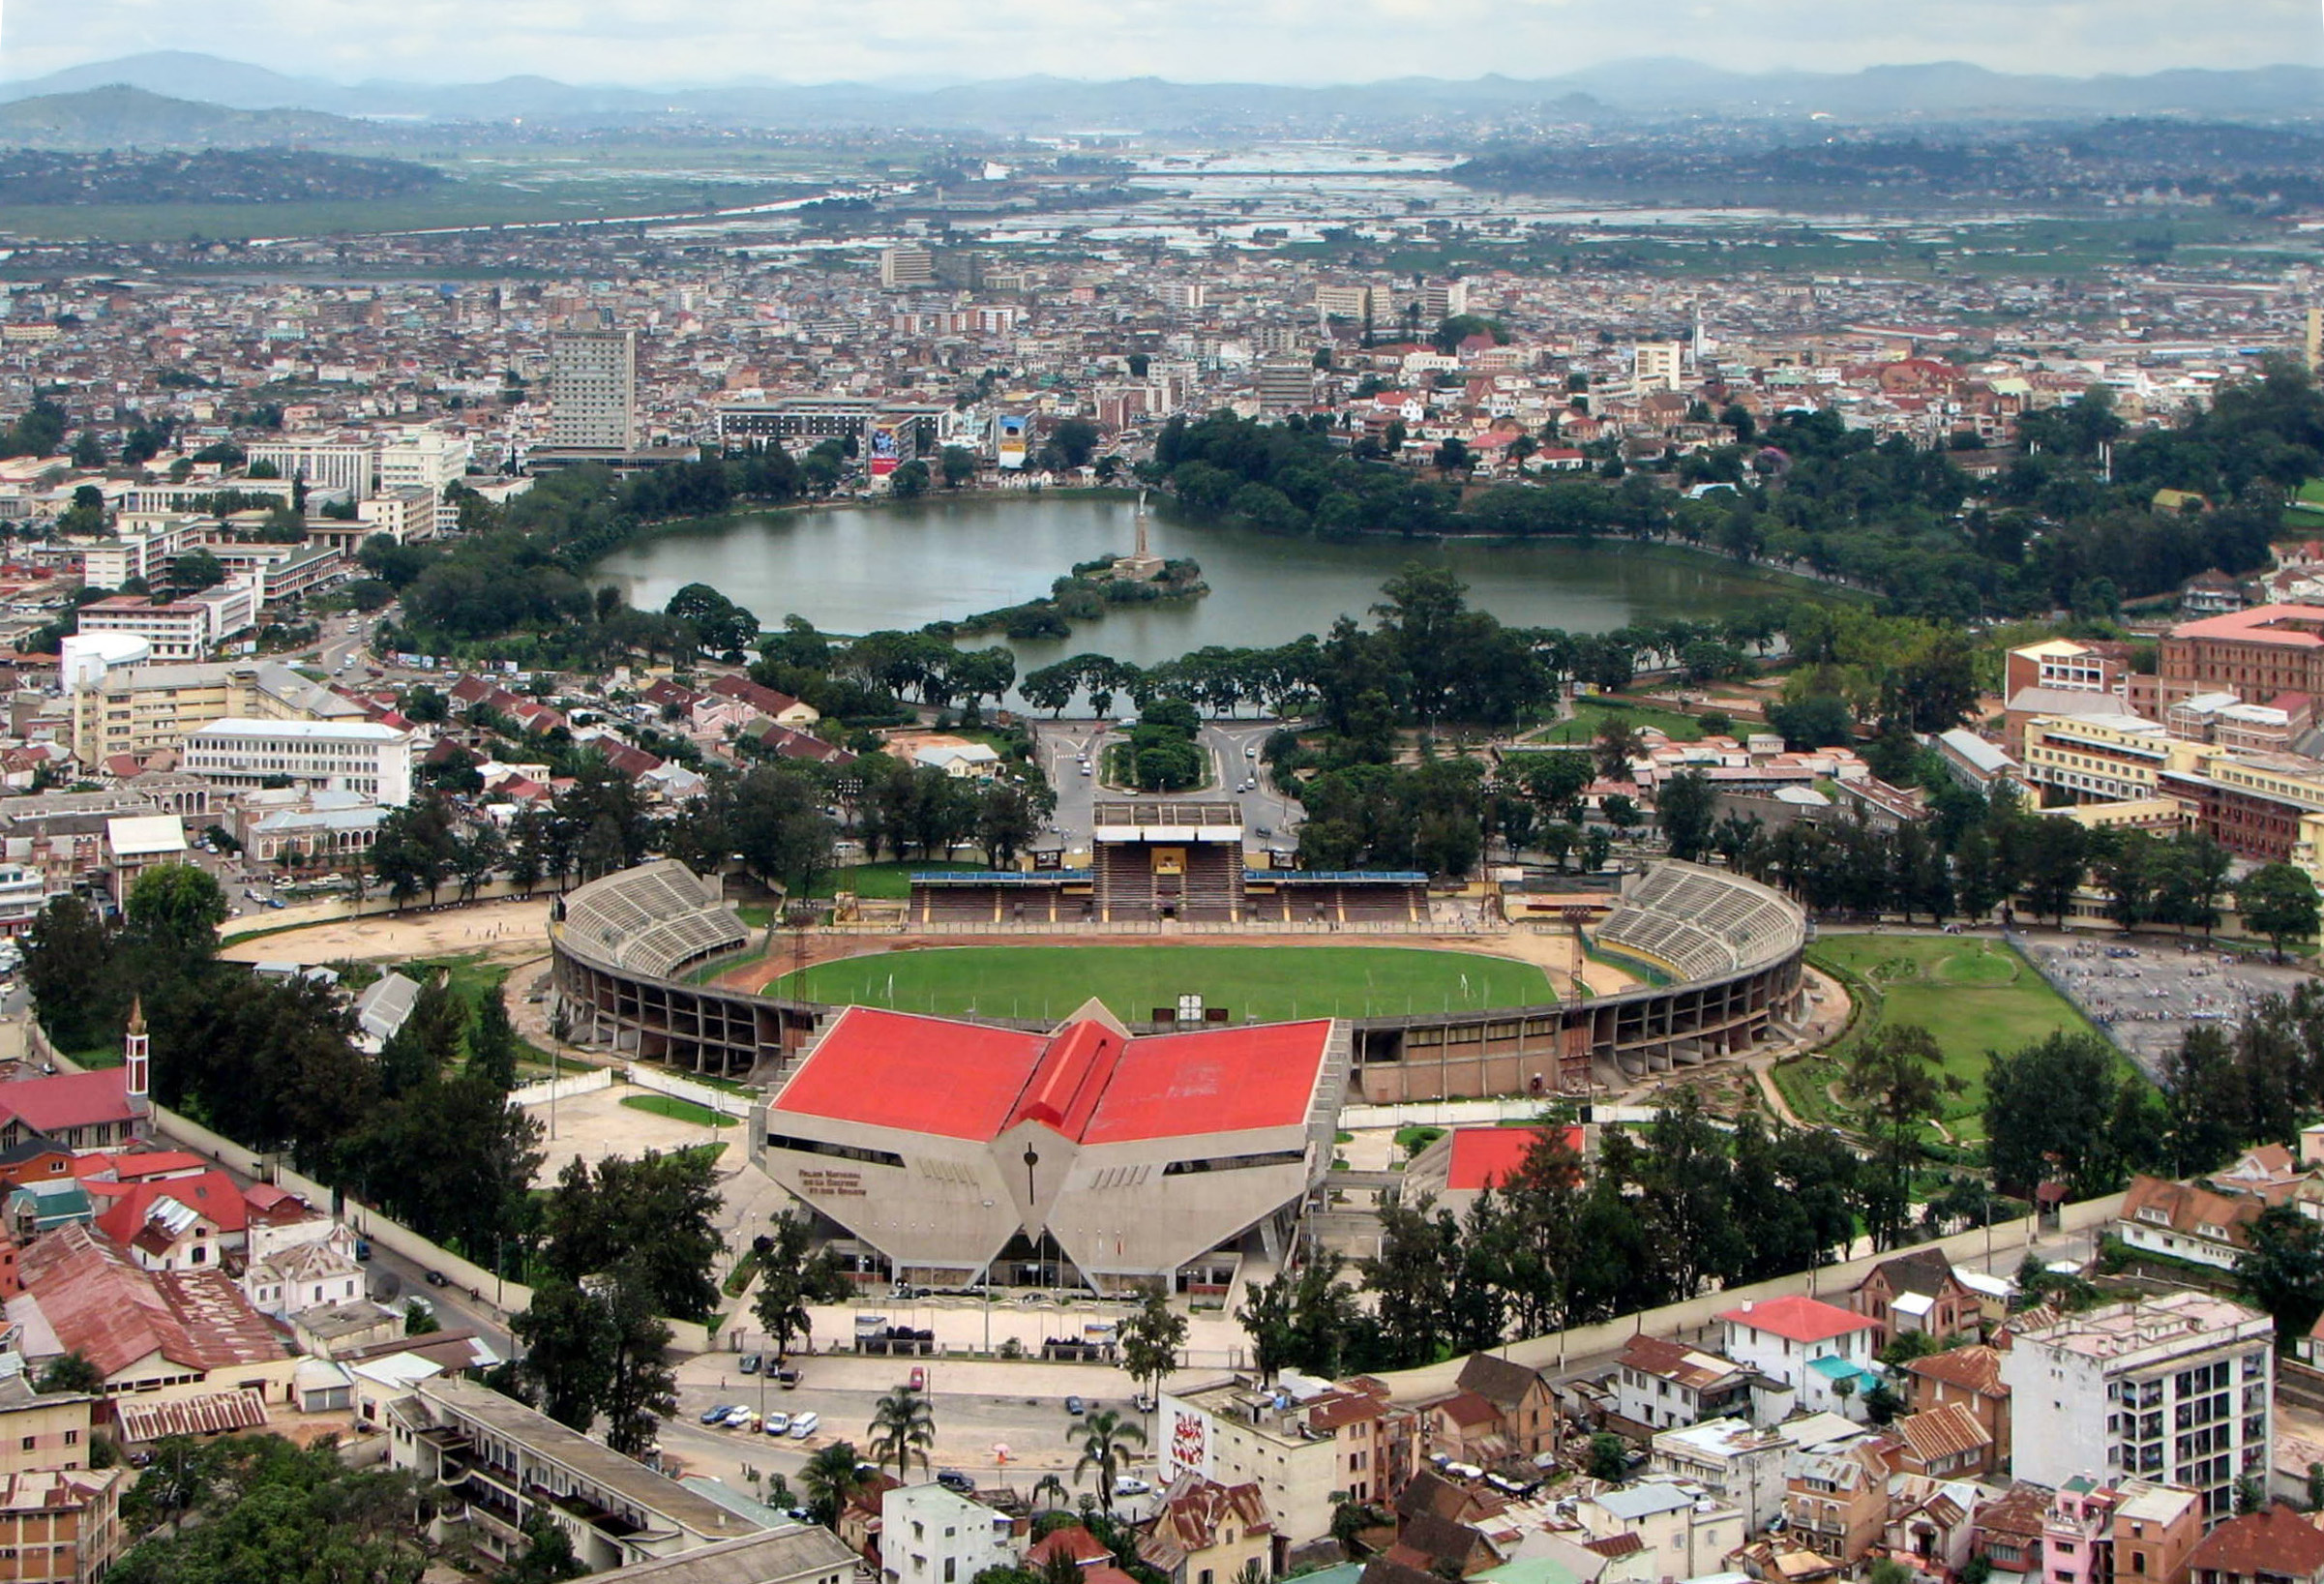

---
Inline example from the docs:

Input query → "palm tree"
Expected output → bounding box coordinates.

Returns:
[1073,1408,1147,1515]
[1030,1472,1070,1512]
[867,1385,937,1481]
[801,1440,867,1529]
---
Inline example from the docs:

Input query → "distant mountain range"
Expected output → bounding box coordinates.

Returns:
[2,51,2320,138]
[0,85,356,149]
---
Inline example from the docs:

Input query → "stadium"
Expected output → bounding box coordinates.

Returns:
[551,855,1807,1098]
[549,853,1806,1291]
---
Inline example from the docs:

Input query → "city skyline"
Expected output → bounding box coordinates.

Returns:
[4,0,2317,92]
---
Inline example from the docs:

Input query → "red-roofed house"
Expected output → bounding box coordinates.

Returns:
[89,1171,251,1270]
[14,1224,298,1406]
[754,1001,1348,1292]
[1719,1296,1879,1417]
[0,1070,147,1154]
[707,674,819,729]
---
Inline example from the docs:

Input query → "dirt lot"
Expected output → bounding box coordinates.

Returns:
[519,1080,736,1187]
[218,898,553,967]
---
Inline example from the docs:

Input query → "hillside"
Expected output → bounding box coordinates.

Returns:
[2,53,2320,133]
[0,85,361,149]
[0,146,446,205]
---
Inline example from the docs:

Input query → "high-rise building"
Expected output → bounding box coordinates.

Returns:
[879,246,937,288]
[1633,341,1686,393]
[1418,279,1469,321]
[2307,305,2321,373]
[1314,284,1374,321]
[1999,1292,2272,1521]
[548,330,638,453]
[1256,356,1316,415]
[376,428,471,535]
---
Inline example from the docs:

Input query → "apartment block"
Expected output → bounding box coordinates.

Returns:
[181,719,414,806]
[1999,1293,2273,1520]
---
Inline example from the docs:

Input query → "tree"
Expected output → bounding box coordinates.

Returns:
[1073,1408,1147,1514]
[752,1209,851,1360]
[125,862,227,960]
[1843,1023,1950,1251]
[21,895,122,1053]
[2240,1205,2324,1351]
[1587,1432,1629,1481]
[940,447,977,488]
[2239,863,2320,960]
[468,989,521,1090]
[1984,1031,2121,1200]
[801,1440,869,1528]
[1594,717,1644,779]
[505,1510,590,1584]
[34,1352,104,1395]
[867,1384,937,1480]
[1236,1268,1296,1384]
[1655,770,1716,862]
[1117,1283,1187,1420]
[539,1151,725,1324]
[109,1435,426,1584]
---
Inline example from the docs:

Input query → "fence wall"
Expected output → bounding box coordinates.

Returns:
[1369,1190,2127,1400]
[508,1068,617,1109]
[622,1064,753,1120]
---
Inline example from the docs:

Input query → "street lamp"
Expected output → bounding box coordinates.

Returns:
[1023,1145,1041,1289]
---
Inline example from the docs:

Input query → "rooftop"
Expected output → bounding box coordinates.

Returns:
[2170,604,2324,647]
[2010,1291,2270,1360]
[1443,1126,1584,1192]
[1718,1294,1875,1345]
[770,1006,1335,1145]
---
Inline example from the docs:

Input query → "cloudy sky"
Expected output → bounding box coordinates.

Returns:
[5,0,2318,85]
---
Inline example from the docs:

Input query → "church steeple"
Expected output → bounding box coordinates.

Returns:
[125,997,148,1100]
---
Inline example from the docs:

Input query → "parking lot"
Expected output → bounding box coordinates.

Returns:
[2018,931,2315,1074]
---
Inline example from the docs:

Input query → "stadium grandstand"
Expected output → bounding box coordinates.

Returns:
[551,858,1808,1098]
[1592,861,1803,984]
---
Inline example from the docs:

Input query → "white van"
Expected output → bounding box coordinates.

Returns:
[789,1411,820,1439]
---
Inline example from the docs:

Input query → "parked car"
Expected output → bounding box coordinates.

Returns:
[353,1238,372,1262]
[423,1270,448,1287]
[773,1366,801,1390]
[789,1412,820,1439]
[908,1366,926,1391]
[1064,1396,1087,1417]
[937,1471,975,1494]
[728,1410,760,1433]
[739,1354,761,1375]
[700,1405,736,1424]
[1114,1477,1151,1497]
[762,1413,790,1436]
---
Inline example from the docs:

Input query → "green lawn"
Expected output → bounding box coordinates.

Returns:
[806,860,989,901]
[619,1092,736,1127]
[771,944,1559,1023]
[1538,701,1705,746]
[1777,935,2113,1145]
[401,954,554,1069]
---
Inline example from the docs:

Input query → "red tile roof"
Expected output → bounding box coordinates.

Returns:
[2185,1506,2324,1580]
[1719,1294,1876,1345]
[0,1070,138,1135]
[89,1170,250,1243]
[18,1224,287,1377]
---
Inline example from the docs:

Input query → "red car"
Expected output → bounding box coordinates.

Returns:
[909,1367,926,1391]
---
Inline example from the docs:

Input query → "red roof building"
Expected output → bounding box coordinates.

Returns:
[0,1070,147,1154]
[755,1003,1347,1292]
[15,1224,291,1394]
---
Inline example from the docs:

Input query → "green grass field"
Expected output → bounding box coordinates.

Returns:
[1538,701,1706,746]
[619,1093,736,1127]
[1775,934,2113,1144]
[772,944,1559,1023]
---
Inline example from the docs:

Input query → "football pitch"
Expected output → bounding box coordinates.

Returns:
[769,944,1561,1024]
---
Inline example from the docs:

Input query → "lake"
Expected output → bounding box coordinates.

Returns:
[589,494,1799,669]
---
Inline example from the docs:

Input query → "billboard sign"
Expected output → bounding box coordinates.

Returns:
[869,424,901,478]
[996,413,1030,470]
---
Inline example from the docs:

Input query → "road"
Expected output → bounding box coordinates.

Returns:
[1030,718,1300,857]
[663,1357,1163,1515]
[361,1240,516,1360]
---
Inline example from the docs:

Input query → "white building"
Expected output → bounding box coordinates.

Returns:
[0,865,47,936]
[1999,1292,2273,1520]
[1575,1480,1744,1580]
[880,1483,1016,1584]
[82,514,207,589]
[377,429,470,535]
[1648,1416,1857,1534]
[182,718,414,806]
[1716,1296,1880,1420]
[74,582,257,661]
[246,439,376,499]
[1633,341,1686,393]
[548,331,638,453]
[880,246,937,288]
